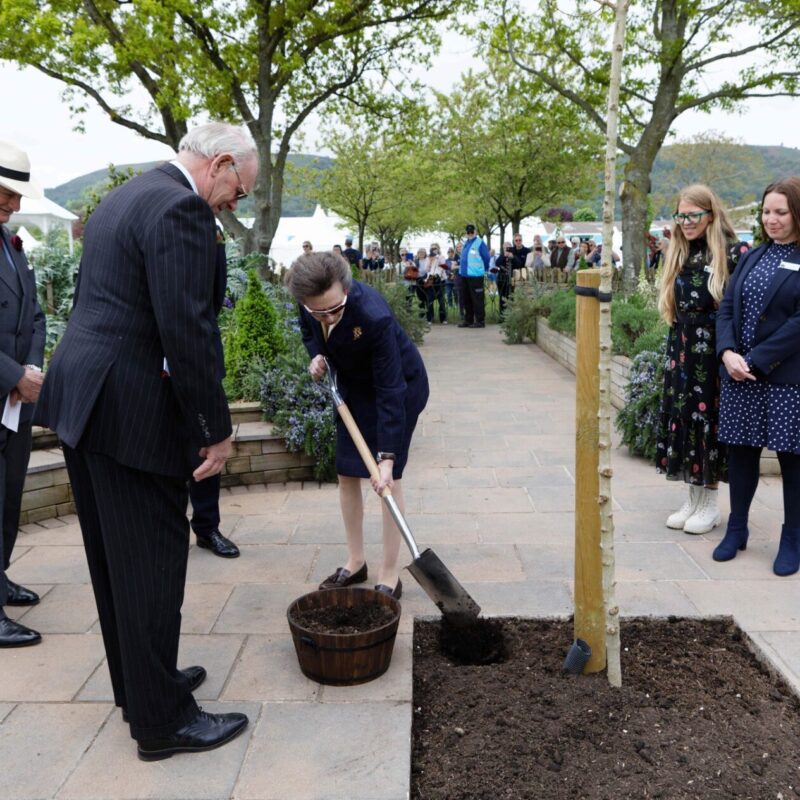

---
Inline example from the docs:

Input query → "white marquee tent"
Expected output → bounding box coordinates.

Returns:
[15,196,79,254]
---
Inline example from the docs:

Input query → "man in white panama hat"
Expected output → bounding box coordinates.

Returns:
[0,141,47,647]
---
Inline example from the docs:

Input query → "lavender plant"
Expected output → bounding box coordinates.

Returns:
[615,349,665,460]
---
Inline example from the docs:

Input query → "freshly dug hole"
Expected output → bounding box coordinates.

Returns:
[439,616,508,665]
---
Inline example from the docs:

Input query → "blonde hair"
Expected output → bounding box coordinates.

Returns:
[658,184,737,324]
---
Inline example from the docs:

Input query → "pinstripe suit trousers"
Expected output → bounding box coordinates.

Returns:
[62,445,199,740]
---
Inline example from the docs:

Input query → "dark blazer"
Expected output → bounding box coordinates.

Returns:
[716,242,800,384]
[0,226,46,423]
[300,280,428,456]
[34,164,231,477]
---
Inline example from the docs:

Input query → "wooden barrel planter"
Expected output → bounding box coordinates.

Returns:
[287,587,401,686]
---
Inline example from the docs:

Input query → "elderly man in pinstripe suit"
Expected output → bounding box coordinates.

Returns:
[35,123,258,761]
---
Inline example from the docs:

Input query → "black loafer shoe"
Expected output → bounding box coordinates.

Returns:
[319,562,368,590]
[122,666,207,722]
[6,579,40,606]
[137,709,248,761]
[195,530,240,558]
[374,580,402,599]
[0,616,42,647]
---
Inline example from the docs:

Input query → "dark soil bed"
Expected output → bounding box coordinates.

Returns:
[290,603,396,634]
[412,617,800,799]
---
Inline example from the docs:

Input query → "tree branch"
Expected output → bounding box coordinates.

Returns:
[32,63,171,145]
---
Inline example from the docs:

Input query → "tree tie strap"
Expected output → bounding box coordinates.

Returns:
[574,286,612,302]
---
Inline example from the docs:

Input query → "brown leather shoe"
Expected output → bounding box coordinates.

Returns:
[318,562,368,590]
[374,580,402,599]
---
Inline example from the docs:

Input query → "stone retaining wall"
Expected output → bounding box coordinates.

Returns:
[534,317,780,476]
[20,403,316,525]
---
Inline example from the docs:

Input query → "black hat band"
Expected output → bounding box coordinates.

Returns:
[0,165,30,182]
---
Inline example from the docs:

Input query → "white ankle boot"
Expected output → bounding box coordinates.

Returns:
[683,487,721,534]
[666,485,702,529]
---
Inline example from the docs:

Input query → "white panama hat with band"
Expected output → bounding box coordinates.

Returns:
[0,141,43,199]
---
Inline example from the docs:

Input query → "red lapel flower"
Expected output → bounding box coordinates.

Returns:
[10,235,23,252]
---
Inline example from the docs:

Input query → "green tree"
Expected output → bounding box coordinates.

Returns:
[0,0,467,255]
[497,0,800,293]
[225,270,284,400]
[428,67,601,248]
[574,207,598,222]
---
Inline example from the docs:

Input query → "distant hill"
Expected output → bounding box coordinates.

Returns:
[650,143,800,217]
[48,144,800,223]
[47,153,334,217]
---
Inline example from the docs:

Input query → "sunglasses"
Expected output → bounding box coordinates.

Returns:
[230,163,248,201]
[303,294,348,318]
[302,244,312,250]
[672,210,710,224]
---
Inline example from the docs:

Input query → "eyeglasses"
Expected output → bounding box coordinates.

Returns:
[557,241,566,245]
[303,294,348,318]
[672,210,710,224]
[231,163,248,201]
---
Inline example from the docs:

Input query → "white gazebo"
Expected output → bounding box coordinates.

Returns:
[15,196,79,254]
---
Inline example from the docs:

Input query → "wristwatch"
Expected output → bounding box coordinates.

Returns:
[24,365,41,372]
[376,452,396,463]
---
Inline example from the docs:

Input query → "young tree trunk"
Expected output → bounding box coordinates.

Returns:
[598,0,628,689]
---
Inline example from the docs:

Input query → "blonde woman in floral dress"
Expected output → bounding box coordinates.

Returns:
[655,184,749,534]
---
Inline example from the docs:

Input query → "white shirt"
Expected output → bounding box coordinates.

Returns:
[170,159,198,194]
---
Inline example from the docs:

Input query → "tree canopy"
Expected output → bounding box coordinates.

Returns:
[0,0,467,254]
[496,0,800,290]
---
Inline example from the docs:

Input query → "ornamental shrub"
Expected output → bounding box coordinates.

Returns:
[501,283,550,344]
[611,300,663,356]
[546,288,577,335]
[225,269,284,400]
[615,350,665,460]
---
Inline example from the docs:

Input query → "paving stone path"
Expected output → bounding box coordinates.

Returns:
[0,324,797,800]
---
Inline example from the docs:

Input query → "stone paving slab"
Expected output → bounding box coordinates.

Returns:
[221,635,321,703]
[0,634,105,702]
[235,702,410,800]
[0,703,111,800]
[15,584,98,633]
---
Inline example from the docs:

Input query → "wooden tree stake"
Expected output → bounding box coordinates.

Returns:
[574,268,606,673]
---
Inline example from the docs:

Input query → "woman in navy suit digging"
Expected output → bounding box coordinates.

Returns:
[714,177,800,575]
[285,251,429,598]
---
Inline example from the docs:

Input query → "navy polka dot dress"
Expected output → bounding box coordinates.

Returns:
[719,243,800,453]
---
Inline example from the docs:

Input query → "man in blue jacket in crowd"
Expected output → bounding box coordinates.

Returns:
[458,223,490,328]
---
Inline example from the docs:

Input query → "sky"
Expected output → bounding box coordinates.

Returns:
[2,39,799,191]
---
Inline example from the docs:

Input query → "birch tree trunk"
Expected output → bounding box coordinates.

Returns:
[598,0,628,689]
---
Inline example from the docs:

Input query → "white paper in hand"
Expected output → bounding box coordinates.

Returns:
[2,396,20,432]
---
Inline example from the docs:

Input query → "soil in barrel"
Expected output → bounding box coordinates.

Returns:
[412,616,800,799]
[292,603,396,635]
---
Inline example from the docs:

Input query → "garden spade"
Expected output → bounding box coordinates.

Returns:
[324,358,481,623]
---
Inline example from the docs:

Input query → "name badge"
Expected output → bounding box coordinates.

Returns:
[703,265,713,273]
[779,261,800,271]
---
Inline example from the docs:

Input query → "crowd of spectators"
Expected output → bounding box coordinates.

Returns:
[311,230,630,324]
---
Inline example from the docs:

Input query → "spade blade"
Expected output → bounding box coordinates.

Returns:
[407,548,481,622]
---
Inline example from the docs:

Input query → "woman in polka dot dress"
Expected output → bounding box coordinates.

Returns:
[714,177,800,575]
[656,185,747,535]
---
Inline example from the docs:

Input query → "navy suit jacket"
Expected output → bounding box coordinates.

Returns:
[34,164,231,477]
[716,241,800,384]
[0,226,46,424]
[300,280,428,455]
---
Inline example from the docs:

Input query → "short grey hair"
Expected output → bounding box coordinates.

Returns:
[285,251,352,301]
[178,122,257,162]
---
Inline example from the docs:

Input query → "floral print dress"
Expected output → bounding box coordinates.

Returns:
[655,237,746,484]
